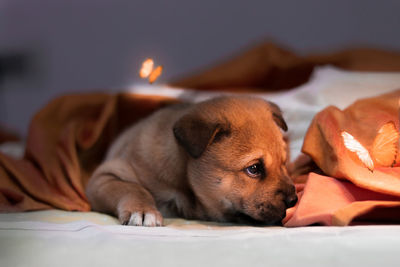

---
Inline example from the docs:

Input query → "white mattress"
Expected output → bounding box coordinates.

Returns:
[1,66,400,267]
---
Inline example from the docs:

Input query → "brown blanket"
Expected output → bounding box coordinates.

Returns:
[171,42,400,91]
[0,93,177,211]
[1,42,400,226]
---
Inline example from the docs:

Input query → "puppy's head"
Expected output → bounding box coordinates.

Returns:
[173,96,297,225]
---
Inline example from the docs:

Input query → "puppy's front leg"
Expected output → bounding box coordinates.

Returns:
[86,161,163,226]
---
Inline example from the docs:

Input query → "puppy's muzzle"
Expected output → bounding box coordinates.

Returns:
[277,181,297,208]
[257,185,298,224]
[285,194,298,208]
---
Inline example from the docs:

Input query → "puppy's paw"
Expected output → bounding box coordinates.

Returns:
[119,209,163,227]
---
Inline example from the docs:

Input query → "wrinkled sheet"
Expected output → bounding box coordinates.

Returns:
[284,173,400,227]
[283,90,400,226]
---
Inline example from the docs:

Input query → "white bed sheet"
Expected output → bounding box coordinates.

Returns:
[1,210,400,267]
[1,67,400,267]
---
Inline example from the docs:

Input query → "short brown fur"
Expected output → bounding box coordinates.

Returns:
[86,96,297,226]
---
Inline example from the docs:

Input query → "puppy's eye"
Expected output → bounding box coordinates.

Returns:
[244,163,265,178]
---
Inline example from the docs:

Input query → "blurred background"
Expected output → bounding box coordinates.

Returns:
[1,0,400,137]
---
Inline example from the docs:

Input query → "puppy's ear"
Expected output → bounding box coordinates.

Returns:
[173,114,230,158]
[267,101,288,132]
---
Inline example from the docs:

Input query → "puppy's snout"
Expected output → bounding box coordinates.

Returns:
[285,194,298,208]
[281,183,297,208]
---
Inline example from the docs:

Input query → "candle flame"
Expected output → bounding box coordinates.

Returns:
[148,65,163,84]
[139,58,154,78]
[139,58,163,84]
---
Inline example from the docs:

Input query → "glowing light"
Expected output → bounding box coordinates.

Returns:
[148,65,163,84]
[139,58,163,84]
[139,58,154,78]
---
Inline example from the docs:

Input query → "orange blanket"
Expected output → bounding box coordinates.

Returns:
[1,42,400,226]
[284,90,400,226]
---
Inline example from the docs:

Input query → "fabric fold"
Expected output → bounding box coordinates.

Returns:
[285,90,400,226]
[0,93,177,211]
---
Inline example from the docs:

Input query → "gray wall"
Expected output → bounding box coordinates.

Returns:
[1,0,400,136]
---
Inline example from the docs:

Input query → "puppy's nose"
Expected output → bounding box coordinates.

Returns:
[285,195,298,208]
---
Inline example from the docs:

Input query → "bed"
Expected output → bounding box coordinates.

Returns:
[1,210,400,267]
[1,64,400,266]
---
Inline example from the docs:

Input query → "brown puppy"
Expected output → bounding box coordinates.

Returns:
[85,96,297,226]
